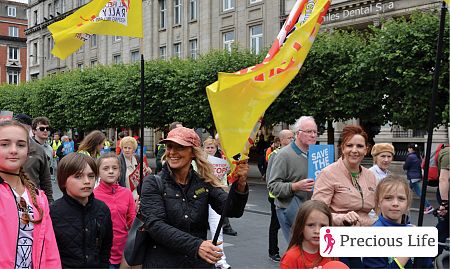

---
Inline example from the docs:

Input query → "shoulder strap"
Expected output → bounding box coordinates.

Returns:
[153,174,164,194]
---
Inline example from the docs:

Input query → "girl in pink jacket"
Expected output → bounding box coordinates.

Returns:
[0,120,61,269]
[94,152,136,268]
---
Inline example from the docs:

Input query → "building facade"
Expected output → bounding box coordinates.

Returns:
[25,0,444,78]
[0,0,27,84]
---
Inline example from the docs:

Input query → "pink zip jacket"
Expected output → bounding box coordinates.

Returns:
[94,180,136,264]
[0,178,61,268]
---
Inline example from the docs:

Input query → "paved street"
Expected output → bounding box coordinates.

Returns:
[50,161,440,269]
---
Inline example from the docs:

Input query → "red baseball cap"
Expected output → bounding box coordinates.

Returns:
[162,127,200,147]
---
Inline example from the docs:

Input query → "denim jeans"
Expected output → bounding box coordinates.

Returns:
[276,207,291,243]
[409,180,431,208]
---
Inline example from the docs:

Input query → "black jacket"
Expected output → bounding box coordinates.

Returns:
[50,193,113,268]
[24,139,53,202]
[403,152,422,180]
[140,163,249,268]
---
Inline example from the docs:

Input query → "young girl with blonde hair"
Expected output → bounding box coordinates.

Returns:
[0,120,61,268]
[362,175,433,268]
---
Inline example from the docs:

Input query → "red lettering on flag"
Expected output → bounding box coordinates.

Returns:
[254,73,265,81]
[293,42,302,51]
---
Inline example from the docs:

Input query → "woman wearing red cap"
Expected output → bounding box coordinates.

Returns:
[140,127,249,268]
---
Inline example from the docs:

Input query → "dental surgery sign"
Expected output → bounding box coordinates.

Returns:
[320,227,438,257]
[308,144,334,180]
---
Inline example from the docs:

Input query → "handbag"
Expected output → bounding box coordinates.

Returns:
[124,175,164,266]
[123,214,148,266]
[284,195,303,228]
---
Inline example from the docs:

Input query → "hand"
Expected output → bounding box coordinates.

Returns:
[291,178,315,192]
[144,166,152,174]
[198,240,223,264]
[235,161,249,192]
[437,205,448,217]
[135,196,140,212]
[342,211,360,226]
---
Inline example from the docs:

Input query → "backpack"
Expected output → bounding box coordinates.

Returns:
[422,143,449,187]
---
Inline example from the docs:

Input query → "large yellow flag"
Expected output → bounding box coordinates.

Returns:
[48,0,143,59]
[206,0,330,181]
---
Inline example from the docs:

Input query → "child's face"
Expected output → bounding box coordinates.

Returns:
[302,210,329,250]
[0,126,28,174]
[203,144,217,156]
[66,164,96,205]
[378,186,409,224]
[99,158,120,184]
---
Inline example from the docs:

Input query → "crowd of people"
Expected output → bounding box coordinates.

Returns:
[0,113,448,269]
[0,115,250,269]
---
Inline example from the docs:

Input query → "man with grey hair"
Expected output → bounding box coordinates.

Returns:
[268,116,318,242]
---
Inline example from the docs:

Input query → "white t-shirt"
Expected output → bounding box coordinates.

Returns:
[13,189,35,269]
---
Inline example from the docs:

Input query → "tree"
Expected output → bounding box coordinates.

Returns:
[368,11,449,129]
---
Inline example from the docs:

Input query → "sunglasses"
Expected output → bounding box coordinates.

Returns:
[18,196,31,225]
[37,127,50,132]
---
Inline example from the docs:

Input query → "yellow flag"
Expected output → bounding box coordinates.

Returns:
[206,0,330,181]
[48,0,143,59]
[445,0,449,4]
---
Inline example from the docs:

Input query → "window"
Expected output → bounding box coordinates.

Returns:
[174,0,182,25]
[8,47,19,61]
[47,37,54,58]
[223,31,234,52]
[113,54,122,64]
[77,62,84,69]
[131,50,140,62]
[250,0,262,3]
[7,70,19,85]
[55,0,60,14]
[90,34,97,48]
[9,26,19,37]
[33,10,38,25]
[90,59,97,67]
[159,0,166,28]
[173,43,181,58]
[7,6,16,17]
[189,0,197,21]
[189,39,198,59]
[250,25,263,54]
[61,0,66,13]
[113,36,121,42]
[159,46,166,60]
[48,3,53,16]
[223,0,234,11]
[78,0,85,7]
[32,42,38,64]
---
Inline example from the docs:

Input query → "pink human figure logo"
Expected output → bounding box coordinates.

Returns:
[323,228,335,254]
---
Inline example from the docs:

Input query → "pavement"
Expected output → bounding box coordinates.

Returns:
[49,158,441,269]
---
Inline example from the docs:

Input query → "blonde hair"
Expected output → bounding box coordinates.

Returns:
[203,138,217,148]
[192,147,222,187]
[120,136,138,150]
[374,175,412,214]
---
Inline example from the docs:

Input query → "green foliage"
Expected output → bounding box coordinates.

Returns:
[0,11,447,132]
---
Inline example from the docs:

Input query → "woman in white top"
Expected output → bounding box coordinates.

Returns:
[118,136,151,199]
[369,143,395,183]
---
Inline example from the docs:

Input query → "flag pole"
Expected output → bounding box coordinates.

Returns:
[417,1,447,227]
[139,54,145,182]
